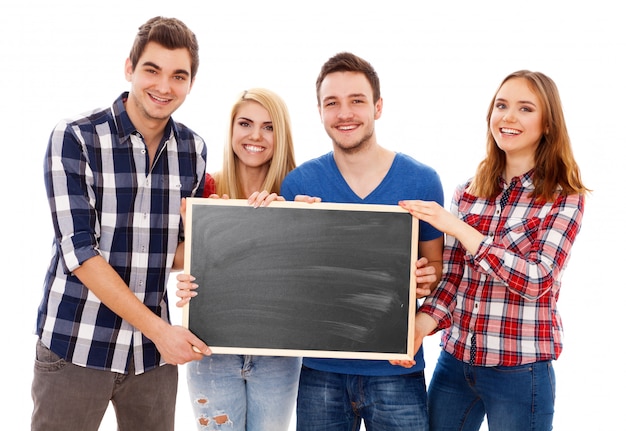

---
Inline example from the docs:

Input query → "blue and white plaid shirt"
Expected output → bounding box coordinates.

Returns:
[36,92,206,374]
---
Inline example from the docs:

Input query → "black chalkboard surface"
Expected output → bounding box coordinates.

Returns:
[183,198,418,360]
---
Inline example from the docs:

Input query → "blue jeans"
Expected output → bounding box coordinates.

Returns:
[428,351,555,431]
[296,366,428,431]
[186,354,301,431]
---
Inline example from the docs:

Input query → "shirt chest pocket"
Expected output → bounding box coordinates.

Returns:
[169,175,197,198]
[500,217,541,255]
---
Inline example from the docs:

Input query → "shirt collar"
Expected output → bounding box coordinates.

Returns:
[499,168,536,191]
[112,92,178,147]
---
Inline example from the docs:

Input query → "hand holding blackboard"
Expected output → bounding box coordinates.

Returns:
[174,273,198,308]
[183,198,418,360]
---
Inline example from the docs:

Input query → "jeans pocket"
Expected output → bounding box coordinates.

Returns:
[34,339,67,372]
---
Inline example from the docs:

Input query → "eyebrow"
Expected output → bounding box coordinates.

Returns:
[237,116,272,125]
[141,61,190,77]
[495,97,537,107]
[322,93,368,103]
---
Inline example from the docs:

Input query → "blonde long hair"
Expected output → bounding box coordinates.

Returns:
[213,88,296,198]
[469,70,589,201]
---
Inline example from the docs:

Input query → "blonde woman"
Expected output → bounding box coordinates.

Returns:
[177,88,300,431]
[205,88,296,201]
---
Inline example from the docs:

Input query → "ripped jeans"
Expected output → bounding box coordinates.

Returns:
[186,354,302,431]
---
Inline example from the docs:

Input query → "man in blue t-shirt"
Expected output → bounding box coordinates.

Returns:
[281,52,444,431]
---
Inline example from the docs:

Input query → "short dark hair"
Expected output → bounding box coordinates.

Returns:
[315,52,380,105]
[128,16,200,80]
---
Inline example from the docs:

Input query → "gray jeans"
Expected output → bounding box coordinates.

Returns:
[31,339,178,431]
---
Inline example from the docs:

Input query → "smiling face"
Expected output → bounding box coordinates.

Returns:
[231,100,275,169]
[125,41,194,131]
[489,77,545,161]
[318,71,382,154]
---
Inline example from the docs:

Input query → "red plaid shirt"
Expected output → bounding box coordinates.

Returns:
[420,170,585,366]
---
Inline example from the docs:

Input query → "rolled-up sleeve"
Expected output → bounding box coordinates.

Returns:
[45,120,100,274]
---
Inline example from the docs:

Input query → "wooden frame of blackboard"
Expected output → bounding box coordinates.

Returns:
[182,198,418,361]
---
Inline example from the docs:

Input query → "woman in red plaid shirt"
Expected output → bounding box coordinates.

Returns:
[395,70,589,431]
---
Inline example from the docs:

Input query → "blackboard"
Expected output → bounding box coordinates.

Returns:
[183,198,418,360]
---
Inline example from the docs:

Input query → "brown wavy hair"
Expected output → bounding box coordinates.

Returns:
[315,52,381,105]
[128,16,200,80]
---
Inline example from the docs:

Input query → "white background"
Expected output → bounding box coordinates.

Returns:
[1,1,623,430]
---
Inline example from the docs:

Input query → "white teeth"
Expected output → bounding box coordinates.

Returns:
[338,125,356,131]
[501,128,520,135]
[244,144,264,153]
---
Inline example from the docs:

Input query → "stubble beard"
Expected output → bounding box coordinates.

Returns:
[132,92,175,123]
[332,127,375,155]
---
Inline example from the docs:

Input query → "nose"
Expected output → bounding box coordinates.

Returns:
[337,105,354,120]
[502,110,515,123]
[155,75,171,94]
[249,127,262,141]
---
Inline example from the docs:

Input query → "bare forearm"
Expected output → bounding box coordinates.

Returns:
[73,255,168,339]
[73,255,210,363]
[415,311,438,337]
[449,219,485,256]
[399,200,486,256]
[172,241,185,271]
